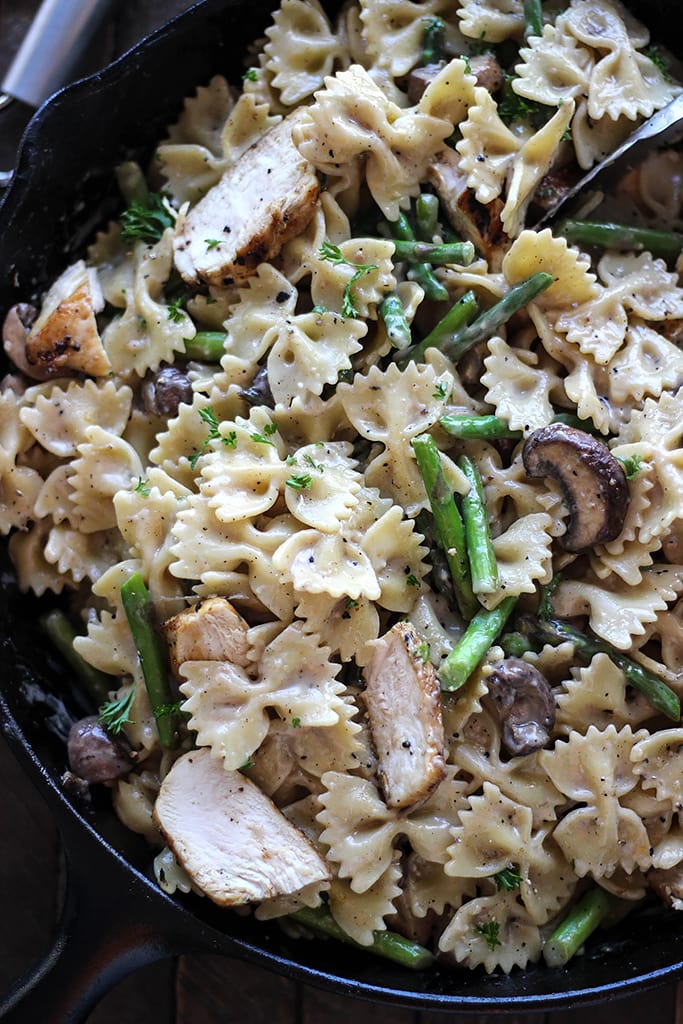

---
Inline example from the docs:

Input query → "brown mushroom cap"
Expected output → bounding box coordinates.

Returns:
[67,716,135,784]
[486,657,556,757]
[522,423,629,552]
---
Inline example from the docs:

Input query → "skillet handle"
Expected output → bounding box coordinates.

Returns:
[0,809,209,1023]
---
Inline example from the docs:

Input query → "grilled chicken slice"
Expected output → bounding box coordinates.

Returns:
[428,148,508,270]
[174,110,320,288]
[154,748,330,906]
[363,622,446,810]
[162,597,250,678]
[23,260,110,378]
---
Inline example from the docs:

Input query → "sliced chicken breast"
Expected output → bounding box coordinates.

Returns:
[154,748,330,906]
[162,596,250,678]
[363,622,446,810]
[174,110,320,287]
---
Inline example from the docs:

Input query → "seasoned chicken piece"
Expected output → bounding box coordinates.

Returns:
[154,748,330,906]
[428,148,508,270]
[174,110,320,287]
[363,622,446,810]
[162,597,250,678]
[24,260,110,378]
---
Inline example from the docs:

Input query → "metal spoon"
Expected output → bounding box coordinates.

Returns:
[0,0,113,186]
[534,92,683,226]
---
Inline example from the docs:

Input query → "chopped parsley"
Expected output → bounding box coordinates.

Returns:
[616,454,643,479]
[494,866,523,891]
[416,641,431,662]
[475,920,501,950]
[345,597,360,611]
[240,758,255,770]
[303,453,324,472]
[498,76,547,126]
[318,241,378,318]
[291,717,302,728]
[205,238,222,251]
[120,193,175,243]
[459,54,472,74]
[167,297,185,323]
[645,45,672,83]
[250,422,278,446]
[286,473,313,491]
[243,67,259,82]
[433,381,448,401]
[405,572,421,589]
[134,476,151,497]
[99,687,136,735]
[538,572,562,619]
[189,405,236,468]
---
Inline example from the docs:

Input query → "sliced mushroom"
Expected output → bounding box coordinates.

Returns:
[162,596,250,679]
[67,716,135,784]
[239,364,275,409]
[522,424,629,552]
[363,622,446,810]
[24,260,110,378]
[427,148,508,270]
[174,109,320,288]
[142,364,193,417]
[485,658,555,757]
[648,864,683,911]
[2,303,43,379]
[153,748,330,906]
[407,55,503,104]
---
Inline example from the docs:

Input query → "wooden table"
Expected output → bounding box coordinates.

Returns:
[0,1,681,1020]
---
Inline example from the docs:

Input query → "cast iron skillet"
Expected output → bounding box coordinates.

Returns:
[0,1,682,1020]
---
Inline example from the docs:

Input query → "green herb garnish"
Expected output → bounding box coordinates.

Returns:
[475,920,501,950]
[99,687,136,735]
[318,241,378,318]
[494,867,523,892]
[120,193,175,243]
[286,473,313,491]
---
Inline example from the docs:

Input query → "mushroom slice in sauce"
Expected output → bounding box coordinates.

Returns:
[407,55,504,104]
[24,260,110,378]
[485,658,555,757]
[162,596,250,679]
[67,716,135,784]
[174,109,320,288]
[648,864,683,911]
[2,303,42,379]
[522,423,629,552]
[153,748,330,906]
[363,622,446,810]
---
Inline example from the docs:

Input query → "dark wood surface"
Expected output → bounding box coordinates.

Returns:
[0,1,681,1021]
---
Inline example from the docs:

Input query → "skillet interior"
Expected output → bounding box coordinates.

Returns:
[0,0,682,1010]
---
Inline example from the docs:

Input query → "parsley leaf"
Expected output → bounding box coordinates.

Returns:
[291,717,302,728]
[345,597,360,611]
[205,238,222,251]
[286,473,313,491]
[243,67,259,82]
[134,476,151,497]
[498,76,547,126]
[405,572,421,589]
[432,381,448,400]
[250,423,278,446]
[303,453,324,472]
[189,405,235,468]
[475,920,501,950]
[645,45,672,83]
[240,758,255,770]
[616,454,643,479]
[494,866,523,891]
[318,241,378,318]
[99,687,136,735]
[121,193,175,243]
[167,297,185,323]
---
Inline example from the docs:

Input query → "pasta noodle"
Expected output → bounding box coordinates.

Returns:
[3,0,683,979]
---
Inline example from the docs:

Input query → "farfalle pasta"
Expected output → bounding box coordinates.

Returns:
[3,0,683,982]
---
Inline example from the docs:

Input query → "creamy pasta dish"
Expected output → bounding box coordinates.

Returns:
[3,0,683,975]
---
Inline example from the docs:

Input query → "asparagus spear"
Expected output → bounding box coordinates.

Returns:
[120,572,181,749]
[543,888,618,968]
[440,414,522,441]
[439,596,518,691]
[391,213,449,302]
[380,295,412,350]
[523,0,544,37]
[422,16,446,65]
[40,609,112,704]
[291,904,434,971]
[441,272,553,363]
[392,240,476,266]
[182,331,227,362]
[399,290,478,365]
[412,434,478,619]
[458,455,499,594]
[416,193,440,240]
[558,220,683,264]
[516,614,681,721]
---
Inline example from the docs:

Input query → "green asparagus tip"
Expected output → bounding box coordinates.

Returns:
[543,888,616,968]
[291,904,434,971]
